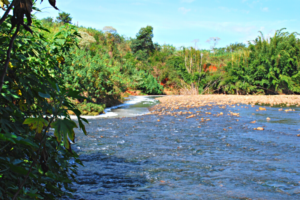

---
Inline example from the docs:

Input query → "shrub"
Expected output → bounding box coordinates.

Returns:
[222,29,300,94]
[76,102,105,116]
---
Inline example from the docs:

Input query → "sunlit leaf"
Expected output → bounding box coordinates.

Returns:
[0,132,17,144]
[23,117,49,134]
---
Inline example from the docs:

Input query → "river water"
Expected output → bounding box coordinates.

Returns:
[67,96,300,200]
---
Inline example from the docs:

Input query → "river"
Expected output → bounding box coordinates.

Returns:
[66,95,300,200]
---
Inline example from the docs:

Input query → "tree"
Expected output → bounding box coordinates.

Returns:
[106,32,115,58]
[154,43,161,52]
[221,29,300,94]
[225,42,246,52]
[102,26,117,34]
[206,37,220,53]
[56,12,72,24]
[0,1,88,199]
[130,25,155,60]
[42,16,53,24]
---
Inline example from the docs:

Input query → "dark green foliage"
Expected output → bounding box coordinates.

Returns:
[166,56,190,83]
[56,12,72,24]
[63,49,124,101]
[62,43,163,102]
[0,17,87,199]
[154,43,161,52]
[39,18,300,96]
[131,70,163,94]
[134,49,149,61]
[130,26,155,60]
[221,29,300,94]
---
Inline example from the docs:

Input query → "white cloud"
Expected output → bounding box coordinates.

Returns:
[181,0,195,3]
[262,7,269,12]
[178,7,191,14]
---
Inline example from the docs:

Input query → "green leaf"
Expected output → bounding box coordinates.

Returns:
[23,117,49,134]
[0,93,12,101]
[56,83,60,93]
[0,133,17,144]
[51,119,78,149]
[78,117,87,135]
[9,164,28,175]
[38,92,51,99]
[17,138,39,150]
[67,89,87,100]
[32,49,40,57]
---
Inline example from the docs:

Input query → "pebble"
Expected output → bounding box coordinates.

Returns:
[259,107,267,111]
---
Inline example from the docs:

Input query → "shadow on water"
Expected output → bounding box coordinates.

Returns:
[64,153,152,200]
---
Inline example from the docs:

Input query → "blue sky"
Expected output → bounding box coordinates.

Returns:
[33,0,299,49]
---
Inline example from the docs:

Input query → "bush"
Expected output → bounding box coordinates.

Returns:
[0,19,87,199]
[76,102,105,116]
[221,29,300,94]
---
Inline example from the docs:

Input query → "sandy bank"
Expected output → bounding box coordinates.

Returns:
[150,95,300,112]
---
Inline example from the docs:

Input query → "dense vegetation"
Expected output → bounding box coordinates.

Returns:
[0,1,88,199]
[221,29,300,94]
[47,21,299,96]
[30,17,300,110]
[40,20,164,106]
[1,0,300,199]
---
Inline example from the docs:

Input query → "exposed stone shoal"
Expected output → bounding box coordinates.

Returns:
[150,95,300,112]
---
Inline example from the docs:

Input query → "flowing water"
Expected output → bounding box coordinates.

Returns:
[67,96,300,200]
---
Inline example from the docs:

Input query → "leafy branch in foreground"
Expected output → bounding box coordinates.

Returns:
[0,0,58,93]
[0,15,88,199]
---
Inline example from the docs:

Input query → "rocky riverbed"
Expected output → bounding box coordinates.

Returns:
[66,95,300,200]
[151,95,300,111]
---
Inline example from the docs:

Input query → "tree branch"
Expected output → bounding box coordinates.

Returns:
[0,0,17,26]
[202,78,220,94]
[256,86,279,94]
[0,24,20,93]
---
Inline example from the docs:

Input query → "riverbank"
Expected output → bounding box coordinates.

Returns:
[70,96,161,120]
[150,95,300,113]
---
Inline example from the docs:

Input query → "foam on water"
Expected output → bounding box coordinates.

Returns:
[66,101,300,200]
[71,96,160,120]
